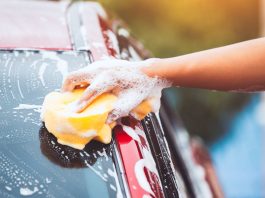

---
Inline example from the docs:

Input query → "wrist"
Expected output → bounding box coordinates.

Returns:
[140,58,162,78]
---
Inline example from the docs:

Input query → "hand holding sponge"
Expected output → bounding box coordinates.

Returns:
[42,88,152,150]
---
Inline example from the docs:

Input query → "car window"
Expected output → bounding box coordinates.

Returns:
[0,50,124,197]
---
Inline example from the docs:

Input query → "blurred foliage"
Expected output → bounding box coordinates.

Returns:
[89,0,260,144]
[99,0,259,57]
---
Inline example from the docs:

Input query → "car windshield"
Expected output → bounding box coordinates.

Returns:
[0,50,123,197]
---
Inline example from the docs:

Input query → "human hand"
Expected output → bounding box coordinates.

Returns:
[62,59,169,123]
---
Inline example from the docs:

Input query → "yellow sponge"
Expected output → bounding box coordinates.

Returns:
[42,88,152,149]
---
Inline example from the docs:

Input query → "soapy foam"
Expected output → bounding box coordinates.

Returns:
[38,63,48,86]
[84,160,107,182]
[64,59,170,119]
[0,152,47,196]
[20,187,39,196]
[57,139,85,150]
[134,147,159,196]
[14,104,42,114]
[118,28,130,38]
[17,78,24,99]
[41,51,69,78]
[5,186,12,191]
[122,125,140,142]
[97,148,109,161]
[107,167,123,198]
[119,123,161,196]
[106,30,120,58]
[79,130,97,138]
[143,195,152,198]
[135,159,154,196]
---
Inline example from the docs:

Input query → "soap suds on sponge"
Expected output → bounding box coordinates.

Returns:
[42,59,170,149]
[42,88,152,149]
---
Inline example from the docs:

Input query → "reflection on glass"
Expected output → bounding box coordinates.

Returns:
[39,123,110,168]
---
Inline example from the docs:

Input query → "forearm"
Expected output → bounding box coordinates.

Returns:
[143,37,265,91]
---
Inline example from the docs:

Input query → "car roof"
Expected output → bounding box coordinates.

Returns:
[0,0,71,50]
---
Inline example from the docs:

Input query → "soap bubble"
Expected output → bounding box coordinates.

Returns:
[62,59,171,123]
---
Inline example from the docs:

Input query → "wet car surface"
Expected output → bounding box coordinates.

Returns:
[0,51,122,197]
[0,1,222,197]
[0,50,175,197]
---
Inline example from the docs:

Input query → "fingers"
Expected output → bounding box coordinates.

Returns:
[106,89,146,124]
[74,87,100,113]
[74,73,116,112]
[61,59,156,119]
[61,69,91,92]
[61,59,135,92]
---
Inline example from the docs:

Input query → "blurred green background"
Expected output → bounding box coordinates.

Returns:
[96,0,260,144]
[100,0,259,56]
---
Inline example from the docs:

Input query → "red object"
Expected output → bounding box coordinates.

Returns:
[80,4,109,60]
[115,127,148,197]
[114,119,163,198]
[0,1,72,50]
[80,3,118,60]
